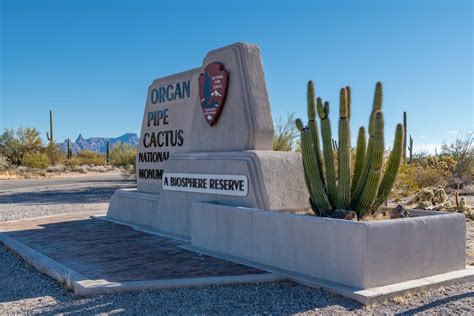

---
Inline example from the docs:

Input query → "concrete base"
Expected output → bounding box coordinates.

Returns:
[182,244,474,305]
[190,202,467,289]
[107,150,310,238]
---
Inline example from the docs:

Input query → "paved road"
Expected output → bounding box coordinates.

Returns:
[0,174,135,192]
[0,174,136,221]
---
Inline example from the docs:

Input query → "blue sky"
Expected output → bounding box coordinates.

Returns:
[1,0,472,153]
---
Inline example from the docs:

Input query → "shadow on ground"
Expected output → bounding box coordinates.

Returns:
[0,184,135,205]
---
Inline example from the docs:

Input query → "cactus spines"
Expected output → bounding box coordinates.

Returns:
[403,111,407,162]
[373,123,404,210]
[352,111,385,215]
[46,110,54,146]
[106,141,110,164]
[336,87,351,210]
[307,81,325,187]
[408,135,413,164]
[351,127,366,195]
[317,98,337,205]
[298,122,332,216]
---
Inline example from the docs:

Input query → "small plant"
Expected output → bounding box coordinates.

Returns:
[296,81,404,218]
[110,142,136,168]
[22,152,50,169]
[273,113,298,151]
[76,150,106,165]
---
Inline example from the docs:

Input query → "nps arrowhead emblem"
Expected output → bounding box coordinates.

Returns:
[198,62,229,127]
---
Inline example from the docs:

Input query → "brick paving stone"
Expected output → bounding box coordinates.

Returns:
[0,213,267,282]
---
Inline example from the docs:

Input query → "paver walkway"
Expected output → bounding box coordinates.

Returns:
[0,213,267,283]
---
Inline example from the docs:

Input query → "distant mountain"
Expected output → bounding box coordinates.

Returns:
[59,133,139,154]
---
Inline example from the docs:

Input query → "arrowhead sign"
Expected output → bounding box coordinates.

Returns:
[198,62,229,126]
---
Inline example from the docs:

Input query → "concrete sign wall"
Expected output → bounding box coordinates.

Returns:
[137,43,274,194]
[109,42,310,237]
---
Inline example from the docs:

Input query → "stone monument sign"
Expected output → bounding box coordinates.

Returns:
[107,42,308,237]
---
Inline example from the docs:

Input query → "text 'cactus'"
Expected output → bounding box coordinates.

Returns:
[296,82,404,218]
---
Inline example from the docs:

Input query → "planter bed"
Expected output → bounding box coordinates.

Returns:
[190,202,467,290]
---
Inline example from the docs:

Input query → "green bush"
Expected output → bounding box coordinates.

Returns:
[22,152,51,169]
[0,127,43,165]
[110,142,137,168]
[273,113,298,151]
[76,150,106,165]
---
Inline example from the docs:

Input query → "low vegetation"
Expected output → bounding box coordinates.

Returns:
[0,127,137,178]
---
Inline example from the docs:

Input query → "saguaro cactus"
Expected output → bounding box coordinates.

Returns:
[296,82,404,218]
[106,141,110,164]
[403,111,407,162]
[46,110,54,146]
[408,135,413,164]
[67,139,72,159]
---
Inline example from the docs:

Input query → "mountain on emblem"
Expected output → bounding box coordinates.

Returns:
[198,62,229,126]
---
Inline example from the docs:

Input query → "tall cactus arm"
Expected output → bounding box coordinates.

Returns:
[372,123,404,211]
[352,111,385,216]
[403,111,407,162]
[351,127,366,195]
[296,118,332,216]
[368,82,383,136]
[345,86,351,119]
[336,88,351,210]
[46,110,53,142]
[350,82,383,207]
[307,81,326,188]
[317,98,337,206]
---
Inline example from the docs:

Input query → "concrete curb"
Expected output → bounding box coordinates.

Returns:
[181,244,474,305]
[0,232,284,296]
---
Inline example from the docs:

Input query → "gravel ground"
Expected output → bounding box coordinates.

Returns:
[0,245,473,315]
[0,176,473,314]
[0,176,134,221]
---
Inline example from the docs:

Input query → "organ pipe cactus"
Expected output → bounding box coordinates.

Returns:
[296,82,404,218]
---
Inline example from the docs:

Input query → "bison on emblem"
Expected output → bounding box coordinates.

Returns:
[198,62,229,126]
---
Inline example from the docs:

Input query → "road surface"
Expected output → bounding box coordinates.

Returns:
[0,174,136,221]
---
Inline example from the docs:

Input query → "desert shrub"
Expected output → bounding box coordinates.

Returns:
[21,152,50,169]
[391,162,419,199]
[110,142,137,168]
[46,143,64,165]
[414,166,446,188]
[273,113,298,151]
[64,157,80,168]
[76,150,106,165]
[0,127,43,165]
[413,185,473,219]
[442,130,473,178]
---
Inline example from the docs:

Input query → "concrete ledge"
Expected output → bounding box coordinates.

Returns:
[182,244,474,305]
[0,231,284,296]
[190,202,466,289]
[106,188,160,229]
